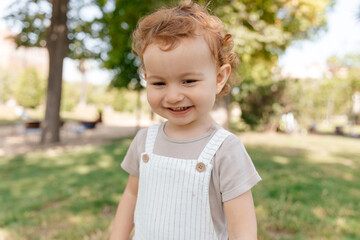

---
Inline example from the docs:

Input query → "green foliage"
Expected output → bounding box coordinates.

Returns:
[100,0,168,90]
[233,79,287,129]
[106,88,138,112]
[13,67,45,108]
[213,0,335,127]
[3,0,114,143]
[284,54,360,126]
[216,0,334,84]
[85,83,108,106]
[0,70,14,103]
[4,0,106,60]
[4,0,336,128]
[61,81,81,111]
[282,78,326,125]
[86,84,138,112]
[60,81,140,113]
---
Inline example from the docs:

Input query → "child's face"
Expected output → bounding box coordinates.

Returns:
[143,36,226,131]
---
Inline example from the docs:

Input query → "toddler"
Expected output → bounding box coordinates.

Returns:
[110,2,261,240]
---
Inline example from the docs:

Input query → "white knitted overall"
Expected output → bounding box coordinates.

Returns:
[133,124,231,240]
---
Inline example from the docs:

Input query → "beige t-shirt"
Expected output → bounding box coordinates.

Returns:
[121,122,261,240]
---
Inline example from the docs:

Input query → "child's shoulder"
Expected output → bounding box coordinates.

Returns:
[135,127,148,138]
[213,124,243,145]
[133,123,162,143]
[131,127,148,149]
[211,125,248,155]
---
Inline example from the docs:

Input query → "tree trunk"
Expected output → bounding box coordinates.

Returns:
[41,0,69,144]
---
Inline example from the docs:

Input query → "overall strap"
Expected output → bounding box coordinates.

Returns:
[145,123,161,153]
[198,129,232,164]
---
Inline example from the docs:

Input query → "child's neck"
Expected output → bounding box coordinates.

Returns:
[163,118,216,139]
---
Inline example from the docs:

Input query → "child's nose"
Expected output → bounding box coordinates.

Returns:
[165,85,184,104]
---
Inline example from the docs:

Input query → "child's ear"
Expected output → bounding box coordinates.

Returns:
[216,63,231,94]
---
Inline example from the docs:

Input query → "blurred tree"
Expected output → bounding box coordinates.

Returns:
[4,0,335,134]
[216,0,335,84]
[4,0,106,143]
[233,79,287,130]
[13,67,46,109]
[106,88,139,112]
[0,71,13,104]
[283,54,360,128]
[283,78,325,126]
[326,54,360,118]
[61,81,81,112]
[214,0,335,128]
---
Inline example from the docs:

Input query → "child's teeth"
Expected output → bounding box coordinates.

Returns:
[173,107,188,111]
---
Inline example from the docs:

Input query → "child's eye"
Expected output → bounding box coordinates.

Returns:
[152,82,165,86]
[183,80,197,84]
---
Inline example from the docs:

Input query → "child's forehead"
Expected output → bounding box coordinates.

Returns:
[145,36,210,58]
[146,33,210,54]
[143,36,217,74]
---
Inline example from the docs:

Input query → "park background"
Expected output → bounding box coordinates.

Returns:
[0,0,359,239]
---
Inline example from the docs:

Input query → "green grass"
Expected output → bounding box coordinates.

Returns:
[0,133,359,239]
[240,133,360,240]
[0,138,132,240]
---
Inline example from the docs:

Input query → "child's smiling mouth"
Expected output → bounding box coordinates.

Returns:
[169,106,191,111]
[166,106,193,114]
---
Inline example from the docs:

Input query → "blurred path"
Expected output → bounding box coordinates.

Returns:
[0,122,151,157]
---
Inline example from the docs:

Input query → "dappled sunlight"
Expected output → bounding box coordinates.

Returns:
[11,185,42,199]
[78,187,92,198]
[349,187,360,199]
[244,132,360,238]
[1,132,358,238]
[97,156,115,168]
[51,156,77,166]
[306,152,354,166]
[342,172,355,181]
[75,165,95,175]
[312,206,327,219]
[255,205,268,216]
[272,156,290,165]
[336,217,347,233]
[0,137,130,239]
[68,215,83,224]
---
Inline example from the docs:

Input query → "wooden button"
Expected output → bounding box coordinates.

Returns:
[196,162,206,172]
[142,154,149,163]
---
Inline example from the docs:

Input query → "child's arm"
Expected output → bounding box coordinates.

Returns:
[224,189,258,240]
[110,174,139,240]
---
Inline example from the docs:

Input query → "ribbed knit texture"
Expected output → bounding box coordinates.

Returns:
[133,124,231,240]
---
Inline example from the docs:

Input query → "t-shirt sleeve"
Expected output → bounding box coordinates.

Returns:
[120,128,147,177]
[216,135,262,202]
